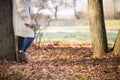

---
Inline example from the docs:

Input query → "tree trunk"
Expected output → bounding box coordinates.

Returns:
[0,0,16,61]
[113,30,120,56]
[73,0,79,19]
[88,0,108,57]
[55,6,58,20]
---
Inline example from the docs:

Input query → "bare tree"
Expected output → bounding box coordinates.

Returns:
[103,0,114,19]
[64,0,67,8]
[0,0,16,61]
[73,0,79,19]
[88,0,108,57]
[114,0,116,19]
[113,0,120,19]
[50,0,65,19]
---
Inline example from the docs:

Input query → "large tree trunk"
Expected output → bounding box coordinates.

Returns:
[88,0,108,57]
[113,30,120,56]
[0,0,16,61]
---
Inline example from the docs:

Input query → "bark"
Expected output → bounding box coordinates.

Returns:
[0,0,16,61]
[113,30,120,56]
[88,0,108,57]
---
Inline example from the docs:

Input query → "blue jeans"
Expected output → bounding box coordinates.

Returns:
[18,36,34,52]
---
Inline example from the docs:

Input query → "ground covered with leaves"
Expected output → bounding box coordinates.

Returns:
[0,41,120,80]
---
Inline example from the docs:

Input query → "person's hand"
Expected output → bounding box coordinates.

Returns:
[24,23,33,28]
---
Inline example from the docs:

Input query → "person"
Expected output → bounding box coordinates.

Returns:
[13,0,35,63]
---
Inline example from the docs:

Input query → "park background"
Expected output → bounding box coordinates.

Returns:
[30,0,120,44]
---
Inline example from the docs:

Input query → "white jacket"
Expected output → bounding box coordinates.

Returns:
[13,0,34,38]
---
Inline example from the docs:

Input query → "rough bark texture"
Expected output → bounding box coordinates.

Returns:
[0,0,16,61]
[88,0,108,57]
[114,30,120,56]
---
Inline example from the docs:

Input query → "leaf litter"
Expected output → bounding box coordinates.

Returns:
[0,41,120,80]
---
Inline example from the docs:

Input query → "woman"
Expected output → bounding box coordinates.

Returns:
[13,0,35,63]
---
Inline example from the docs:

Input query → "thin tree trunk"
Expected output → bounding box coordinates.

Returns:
[114,0,116,19]
[0,0,16,61]
[88,0,108,57]
[73,0,79,19]
[55,6,58,20]
[113,30,120,56]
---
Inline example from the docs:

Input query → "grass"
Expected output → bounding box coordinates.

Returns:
[105,19,120,27]
[37,27,118,43]
[83,19,120,28]
[42,31,90,42]
[36,19,120,43]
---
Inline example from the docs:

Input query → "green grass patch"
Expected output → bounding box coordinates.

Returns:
[105,20,120,27]
[36,19,120,43]
[83,22,89,26]
[81,19,120,28]
[39,29,118,43]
